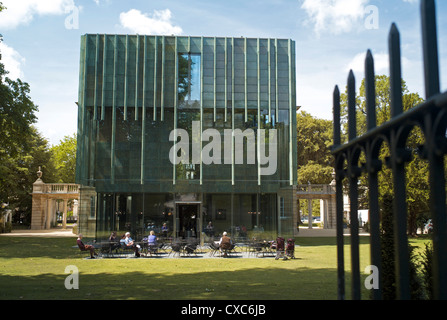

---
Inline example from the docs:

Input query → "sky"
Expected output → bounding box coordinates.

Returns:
[0,0,446,146]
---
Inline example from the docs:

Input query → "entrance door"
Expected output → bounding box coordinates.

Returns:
[176,204,199,238]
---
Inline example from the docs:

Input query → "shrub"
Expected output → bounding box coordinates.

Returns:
[419,242,433,299]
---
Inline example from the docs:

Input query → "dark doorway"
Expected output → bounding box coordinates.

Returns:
[177,204,199,238]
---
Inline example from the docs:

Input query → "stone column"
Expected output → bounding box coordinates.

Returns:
[307,183,313,229]
[327,171,337,229]
[308,199,313,229]
[31,167,45,230]
[62,199,68,229]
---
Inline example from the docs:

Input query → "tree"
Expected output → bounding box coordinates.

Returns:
[51,134,77,183]
[340,75,429,236]
[0,54,57,226]
[296,110,333,185]
[296,111,334,220]
[7,128,57,224]
[0,5,58,228]
[0,61,39,195]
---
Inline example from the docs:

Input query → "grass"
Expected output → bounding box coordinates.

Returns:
[0,235,431,300]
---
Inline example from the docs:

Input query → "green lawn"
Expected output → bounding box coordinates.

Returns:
[0,235,430,300]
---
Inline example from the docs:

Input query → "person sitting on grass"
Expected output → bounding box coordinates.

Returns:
[76,234,97,259]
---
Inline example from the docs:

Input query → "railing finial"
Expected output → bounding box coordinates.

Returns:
[389,23,403,118]
[421,0,440,99]
[347,70,356,141]
[333,85,341,146]
[365,50,376,131]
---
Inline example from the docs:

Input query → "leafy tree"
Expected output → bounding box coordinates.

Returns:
[340,75,428,235]
[296,111,334,220]
[7,128,57,223]
[0,55,56,226]
[50,134,77,183]
[296,110,333,184]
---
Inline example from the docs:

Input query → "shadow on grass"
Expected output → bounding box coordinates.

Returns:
[0,266,341,300]
[0,237,79,259]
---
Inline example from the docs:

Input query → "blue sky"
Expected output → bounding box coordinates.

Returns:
[0,0,446,146]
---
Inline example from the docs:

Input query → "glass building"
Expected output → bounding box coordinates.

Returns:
[75,34,297,241]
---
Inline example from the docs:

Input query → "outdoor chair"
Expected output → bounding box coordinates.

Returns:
[208,241,220,256]
[147,244,158,256]
[169,242,182,257]
[248,241,263,257]
[219,242,234,257]
[184,243,197,256]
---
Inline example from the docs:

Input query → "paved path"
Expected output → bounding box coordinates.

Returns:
[0,227,76,237]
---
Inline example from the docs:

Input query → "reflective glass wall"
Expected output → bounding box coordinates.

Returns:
[76,35,297,239]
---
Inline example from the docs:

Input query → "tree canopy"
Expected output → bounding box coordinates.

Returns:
[0,39,77,225]
[296,110,333,185]
[51,134,77,183]
[340,75,428,235]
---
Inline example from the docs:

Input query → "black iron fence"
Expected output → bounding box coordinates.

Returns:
[331,0,446,300]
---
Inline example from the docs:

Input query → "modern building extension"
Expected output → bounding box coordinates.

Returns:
[75,34,297,241]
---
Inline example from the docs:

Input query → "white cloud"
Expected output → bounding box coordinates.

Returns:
[0,42,26,80]
[300,0,370,35]
[119,9,183,35]
[347,51,412,75]
[0,0,75,29]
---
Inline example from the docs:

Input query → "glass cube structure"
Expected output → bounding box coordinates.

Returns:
[76,34,297,241]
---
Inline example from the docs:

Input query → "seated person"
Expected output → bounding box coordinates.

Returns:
[108,231,120,251]
[218,231,233,257]
[205,221,215,238]
[76,234,97,258]
[148,230,158,254]
[161,223,168,238]
[119,234,126,246]
[124,232,141,257]
[148,230,158,245]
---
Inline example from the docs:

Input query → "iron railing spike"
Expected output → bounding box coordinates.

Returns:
[333,85,341,146]
[421,0,440,99]
[389,23,403,118]
[347,70,356,141]
[365,49,376,131]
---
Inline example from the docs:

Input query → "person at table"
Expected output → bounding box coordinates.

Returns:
[147,230,159,254]
[119,234,126,245]
[124,232,141,257]
[108,231,119,251]
[205,221,215,238]
[161,223,168,238]
[148,230,158,246]
[76,234,97,258]
[218,231,232,257]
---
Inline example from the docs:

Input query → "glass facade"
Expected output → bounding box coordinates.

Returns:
[76,35,297,241]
